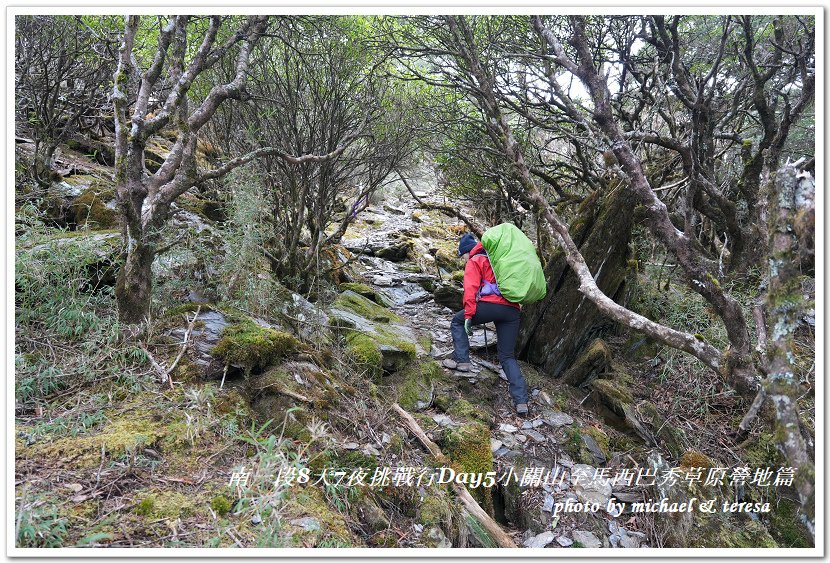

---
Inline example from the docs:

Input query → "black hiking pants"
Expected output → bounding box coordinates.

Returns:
[450,301,529,405]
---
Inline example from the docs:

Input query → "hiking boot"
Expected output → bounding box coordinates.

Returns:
[515,403,529,417]
[442,358,471,372]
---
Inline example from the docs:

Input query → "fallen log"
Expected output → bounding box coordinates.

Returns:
[391,402,518,548]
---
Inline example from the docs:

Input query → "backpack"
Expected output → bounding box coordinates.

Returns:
[480,223,547,304]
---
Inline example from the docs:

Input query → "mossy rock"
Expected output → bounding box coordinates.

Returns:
[249,394,312,442]
[211,321,299,373]
[440,421,494,515]
[177,192,225,222]
[741,432,785,468]
[285,485,358,545]
[689,516,778,548]
[338,282,393,307]
[590,377,634,410]
[393,360,441,411]
[344,325,417,378]
[636,400,688,459]
[446,398,489,424]
[70,180,117,230]
[352,494,390,534]
[345,332,383,379]
[417,493,453,527]
[679,450,714,469]
[333,290,402,324]
[562,338,611,386]
[623,334,660,361]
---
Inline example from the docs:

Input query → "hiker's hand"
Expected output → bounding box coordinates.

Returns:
[464,319,473,336]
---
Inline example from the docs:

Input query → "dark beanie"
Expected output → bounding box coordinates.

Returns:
[458,233,477,256]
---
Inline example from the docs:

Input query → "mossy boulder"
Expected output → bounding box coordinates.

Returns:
[338,282,393,307]
[561,338,611,386]
[332,290,401,324]
[345,332,384,378]
[329,290,418,376]
[352,494,390,534]
[211,320,299,373]
[284,486,358,546]
[390,360,441,411]
[70,180,117,230]
[636,400,688,459]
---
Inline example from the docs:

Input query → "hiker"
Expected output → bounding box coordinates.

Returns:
[443,232,530,416]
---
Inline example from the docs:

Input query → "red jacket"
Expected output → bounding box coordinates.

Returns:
[463,242,521,319]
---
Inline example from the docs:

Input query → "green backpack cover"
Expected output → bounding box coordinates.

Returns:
[481,223,547,304]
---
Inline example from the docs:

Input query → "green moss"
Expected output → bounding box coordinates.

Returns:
[584,426,611,458]
[287,486,354,543]
[417,335,433,354]
[338,283,382,303]
[451,270,465,282]
[165,303,212,317]
[694,517,778,548]
[395,360,441,411]
[334,290,401,324]
[446,398,487,423]
[337,449,377,470]
[767,499,811,547]
[590,377,634,406]
[441,421,494,514]
[32,417,164,468]
[679,450,714,469]
[211,321,299,372]
[418,495,451,526]
[636,400,688,459]
[346,332,383,378]
[133,490,199,520]
[71,181,117,230]
[742,432,785,467]
[211,495,233,516]
[562,338,611,385]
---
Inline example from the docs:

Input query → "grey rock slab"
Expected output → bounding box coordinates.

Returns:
[499,423,519,433]
[523,531,555,548]
[522,419,544,429]
[556,536,573,547]
[490,439,503,452]
[581,433,607,465]
[523,429,546,443]
[545,411,575,428]
[542,495,555,513]
[572,530,602,549]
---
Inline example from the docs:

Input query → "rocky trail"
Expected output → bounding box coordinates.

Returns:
[332,177,652,549]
